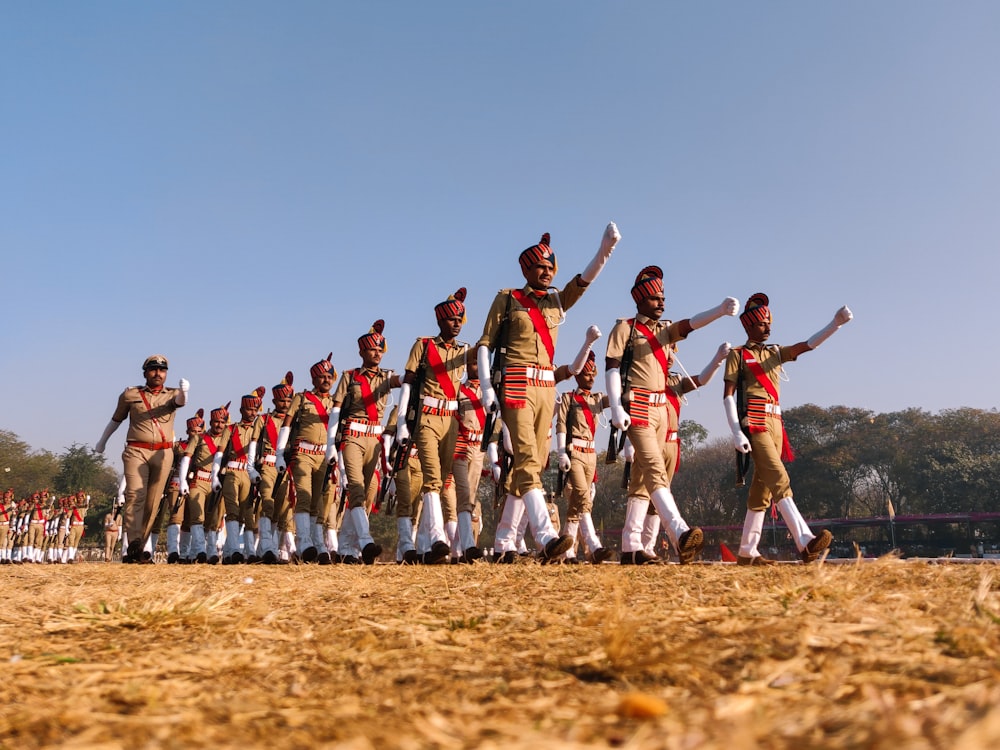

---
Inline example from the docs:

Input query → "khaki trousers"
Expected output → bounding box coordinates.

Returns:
[121,444,174,543]
[501,383,556,496]
[747,417,792,511]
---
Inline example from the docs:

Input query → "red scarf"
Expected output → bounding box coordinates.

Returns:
[511,289,555,363]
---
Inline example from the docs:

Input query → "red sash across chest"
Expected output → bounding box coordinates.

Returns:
[424,339,458,400]
[572,393,597,438]
[352,371,381,423]
[303,391,332,429]
[741,348,794,462]
[510,289,555,363]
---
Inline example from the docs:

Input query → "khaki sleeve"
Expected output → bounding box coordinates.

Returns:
[556,393,570,433]
[476,291,509,350]
[605,319,631,361]
[110,389,133,423]
[404,339,425,374]
[723,348,742,384]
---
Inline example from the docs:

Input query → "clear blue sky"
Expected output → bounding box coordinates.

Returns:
[3,1,998,471]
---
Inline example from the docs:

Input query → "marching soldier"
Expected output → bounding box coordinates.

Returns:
[723,293,852,564]
[26,491,47,563]
[62,491,89,563]
[328,322,402,565]
[606,266,738,564]
[395,290,469,565]
[162,434,191,563]
[104,510,120,562]
[0,489,12,564]
[215,388,264,564]
[477,224,621,563]
[275,353,339,564]
[95,354,189,562]
[176,406,224,562]
[257,372,295,564]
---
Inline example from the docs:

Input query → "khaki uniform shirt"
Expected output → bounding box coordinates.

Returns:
[404,336,467,400]
[557,390,605,442]
[258,412,285,457]
[477,277,588,367]
[606,315,688,397]
[222,420,262,463]
[111,385,180,443]
[723,343,799,402]
[190,430,227,472]
[287,390,337,444]
[333,369,394,423]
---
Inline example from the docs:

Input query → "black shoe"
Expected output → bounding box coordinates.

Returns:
[341,555,361,565]
[620,550,658,565]
[139,550,154,564]
[317,551,332,565]
[400,550,419,565]
[737,555,777,566]
[195,552,208,564]
[463,546,484,563]
[231,551,244,564]
[676,528,704,564]
[540,535,574,563]
[300,546,318,563]
[362,542,382,565]
[261,550,278,565]
[494,550,518,565]
[591,547,615,564]
[208,555,220,565]
[421,540,451,565]
[563,556,581,564]
[801,529,833,563]
[167,552,180,564]
[124,541,142,564]
[247,555,260,564]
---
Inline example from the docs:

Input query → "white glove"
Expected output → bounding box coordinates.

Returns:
[116,477,126,505]
[175,378,190,406]
[697,343,731,386]
[569,324,602,374]
[397,383,412,443]
[606,367,630,431]
[324,407,341,463]
[177,456,191,496]
[95,419,120,454]
[210,453,223,492]
[477,345,499,413]
[621,438,635,462]
[558,451,571,473]
[246,441,260,482]
[724,395,752,454]
[690,297,740,330]
[381,432,395,458]
[275,425,291,470]
[581,222,621,283]
[807,306,854,349]
[337,455,348,491]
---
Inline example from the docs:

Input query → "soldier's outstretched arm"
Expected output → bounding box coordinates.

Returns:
[806,306,853,351]
[94,419,122,454]
[175,378,190,406]
[690,342,731,390]
[685,296,740,333]
[579,222,621,284]
[568,325,602,375]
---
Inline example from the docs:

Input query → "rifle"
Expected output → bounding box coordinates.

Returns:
[378,342,429,508]
[607,317,638,463]
[493,444,512,510]
[734,348,752,487]
[621,459,632,489]
[481,292,513,452]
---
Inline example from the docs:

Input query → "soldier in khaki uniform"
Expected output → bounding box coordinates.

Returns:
[276,354,339,564]
[26,491,47,563]
[103,511,119,562]
[162,432,193,563]
[177,406,224,562]
[95,354,189,562]
[0,490,12,564]
[62,491,89,563]
[215,388,264,563]
[395,291,469,565]
[327,322,402,565]
[257,372,294,564]
[477,224,621,562]
[723,293,852,565]
[606,266,738,564]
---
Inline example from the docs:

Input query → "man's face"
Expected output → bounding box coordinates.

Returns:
[273,395,292,414]
[438,314,463,341]
[636,292,665,321]
[575,369,596,391]
[240,404,258,423]
[144,366,167,389]
[746,318,771,344]
[209,417,226,435]
[360,346,382,369]
[523,259,555,291]
[313,370,335,393]
[188,424,204,438]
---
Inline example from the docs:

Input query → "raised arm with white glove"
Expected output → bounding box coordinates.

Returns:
[807,306,853,349]
[569,325,602,375]
[689,297,740,330]
[175,378,190,406]
[724,395,751,454]
[325,407,341,464]
[696,343,731,387]
[606,367,630,431]
[477,345,498,413]
[580,222,621,284]
[556,432,571,472]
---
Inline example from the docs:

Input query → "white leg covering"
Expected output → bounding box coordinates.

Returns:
[579,512,602,555]
[416,492,446,554]
[642,512,661,556]
[776,497,815,552]
[257,517,273,556]
[224,520,241,557]
[145,535,156,554]
[515,507,529,549]
[325,525,338,554]
[562,520,579,558]
[311,519,328,554]
[522,488,557,547]
[739,510,766,558]
[339,509,358,556]
[396,516,415,554]
[243,529,256,557]
[457,511,476,552]
[189,525,206,557]
[494,495,523,553]
[179,529,191,558]
[650,487,689,550]
[294,512,312,554]
[60,547,69,563]
[622,498,649,553]
[351,506,374,549]
[166,525,180,555]
[68,547,77,561]
[445,519,458,545]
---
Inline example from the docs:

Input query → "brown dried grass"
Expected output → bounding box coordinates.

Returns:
[1,558,999,749]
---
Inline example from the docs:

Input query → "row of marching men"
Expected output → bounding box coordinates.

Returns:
[0,489,90,564]
[96,221,852,565]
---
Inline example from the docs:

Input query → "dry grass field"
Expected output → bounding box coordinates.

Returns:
[2,557,999,750]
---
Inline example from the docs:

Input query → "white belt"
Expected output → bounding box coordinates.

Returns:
[465,431,484,443]
[346,421,384,435]
[571,438,596,450]
[227,461,247,471]
[423,396,459,411]
[765,403,782,415]
[297,441,324,452]
[522,367,555,382]
[640,392,668,405]
[666,431,679,442]
[261,455,276,465]
[196,469,212,480]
